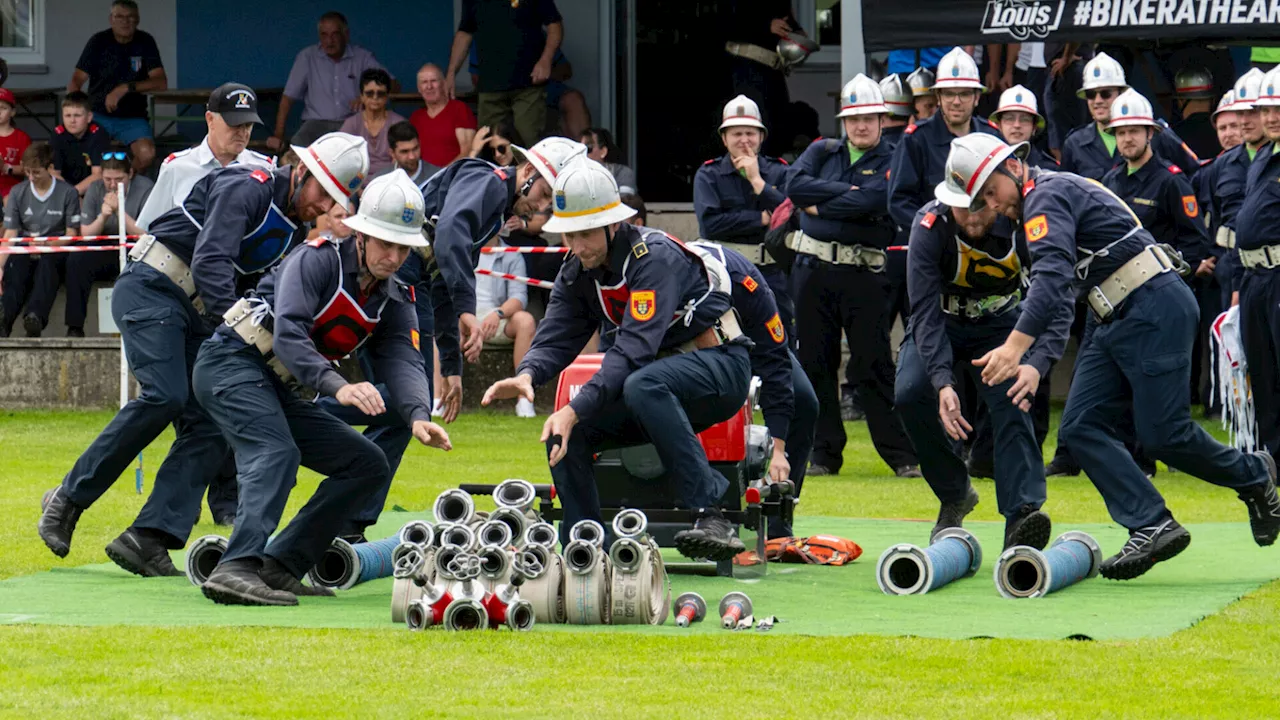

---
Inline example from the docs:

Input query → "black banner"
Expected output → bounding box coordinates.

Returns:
[862,0,1280,52]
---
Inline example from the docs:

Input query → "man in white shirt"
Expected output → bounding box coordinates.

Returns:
[476,232,538,417]
[136,82,275,230]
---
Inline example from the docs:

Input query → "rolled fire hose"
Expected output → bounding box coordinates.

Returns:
[569,519,606,548]
[493,478,537,513]
[308,534,400,590]
[519,544,565,624]
[995,531,1103,599]
[562,539,610,625]
[875,527,983,596]
[523,522,558,550]
[608,537,670,625]
[433,488,476,526]
[185,534,228,587]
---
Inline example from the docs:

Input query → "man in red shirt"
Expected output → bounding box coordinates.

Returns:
[0,88,32,197]
[409,63,476,169]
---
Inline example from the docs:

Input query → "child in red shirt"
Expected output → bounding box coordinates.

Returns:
[0,88,31,197]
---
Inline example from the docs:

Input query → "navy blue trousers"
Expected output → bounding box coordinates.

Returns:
[1239,268,1280,455]
[317,388,413,536]
[767,350,818,538]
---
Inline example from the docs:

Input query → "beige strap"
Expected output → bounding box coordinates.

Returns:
[724,41,782,70]
[1240,244,1280,269]
[1086,245,1173,320]
[563,542,611,625]
[714,240,774,266]
[790,231,887,270]
[131,234,204,311]
[1215,226,1236,249]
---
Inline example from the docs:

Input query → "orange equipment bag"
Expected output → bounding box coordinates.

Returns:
[764,535,862,565]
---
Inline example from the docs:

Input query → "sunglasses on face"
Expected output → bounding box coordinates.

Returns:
[1085,89,1118,101]
[102,151,127,160]
[363,90,388,98]
[495,144,509,155]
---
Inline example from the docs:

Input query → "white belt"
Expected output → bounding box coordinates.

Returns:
[1239,244,1280,270]
[222,297,299,387]
[714,240,774,266]
[128,235,204,312]
[725,41,782,70]
[670,310,745,356]
[788,231,887,271]
[941,291,1021,320]
[1086,245,1174,321]
[1216,226,1236,249]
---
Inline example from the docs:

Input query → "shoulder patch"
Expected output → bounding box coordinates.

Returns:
[89,123,100,133]
[493,168,508,180]
[306,237,328,248]
[777,157,789,165]
[920,211,937,229]
[905,123,918,135]
[1168,164,1183,175]
[54,125,65,134]
[1021,178,1036,197]
[250,169,270,184]
[411,328,421,351]
[742,275,759,292]
[164,153,177,164]
[1024,214,1049,242]
[766,313,785,344]
[1182,195,1199,218]
[632,240,648,259]
[629,290,656,321]
[703,158,716,165]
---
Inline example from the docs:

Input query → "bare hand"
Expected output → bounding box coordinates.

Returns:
[460,312,484,363]
[482,374,535,406]
[1195,257,1217,278]
[973,341,1024,386]
[531,57,552,84]
[480,311,501,340]
[105,85,128,113]
[1007,364,1041,412]
[412,419,453,450]
[444,73,457,100]
[760,210,772,226]
[439,375,462,424]
[804,205,819,216]
[503,215,527,233]
[768,444,791,484]
[770,18,793,37]
[541,405,578,467]
[938,386,972,441]
[732,153,762,183]
[470,126,493,156]
[265,136,283,152]
[336,381,386,416]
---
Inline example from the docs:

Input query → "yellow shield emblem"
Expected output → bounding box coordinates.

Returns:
[742,276,759,293]
[1024,214,1049,242]
[630,290,656,321]
[766,313,785,344]
[410,329,420,351]
[1182,195,1199,218]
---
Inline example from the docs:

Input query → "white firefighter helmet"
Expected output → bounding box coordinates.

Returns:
[1253,65,1280,108]
[1230,68,1266,110]
[1105,89,1161,134]
[906,67,936,97]
[343,169,428,247]
[879,74,913,118]
[1212,90,1237,119]
[934,134,1029,210]
[718,94,768,132]
[836,74,888,118]
[1174,67,1216,100]
[1077,52,1129,97]
[511,136,588,187]
[543,158,638,234]
[990,84,1045,132]
[291,132,370,212]
[933,47,985,92]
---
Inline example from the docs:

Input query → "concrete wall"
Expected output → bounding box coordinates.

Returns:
[0,338,137,409]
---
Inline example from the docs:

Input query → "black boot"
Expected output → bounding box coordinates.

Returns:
[931,485,980,542]
[1239,450,1280,547]
[1003,506,1052,550]
[202,558,298,606]
[259,556,334,597]
[105,528,182,577]
[37,486,82,558]
[674,510,746,561]
[1099,517,1191,581]
[22,313,41,338]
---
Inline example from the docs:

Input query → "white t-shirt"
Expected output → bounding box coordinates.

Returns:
[1017,43,1047,71]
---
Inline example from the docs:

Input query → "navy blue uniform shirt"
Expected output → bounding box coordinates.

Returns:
[887,114,1003,241]
[1060,120,1200,181]
[1102,156,1210,267]
[1234,144,1280,258]
[784,137,896,247]
[693,154,788,245]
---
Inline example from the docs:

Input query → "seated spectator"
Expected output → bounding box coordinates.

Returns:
[473,122,518,166]
[381,121,439,187]
[50,92,110,196]
[619,192,646,226]
[67,0,166,173]
[0,88,31,198]
[340,68,405,180]
[580,127,635,194]
[65,152,153,337]
[0,143,82,337]
[268,11,392,151]
[476,232,538,417]
[410,63,477,169]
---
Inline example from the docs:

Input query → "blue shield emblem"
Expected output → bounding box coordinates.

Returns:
[130,56,142,73]
[234,203,299,274]
[555,191,566,211]
[402,205,416,224]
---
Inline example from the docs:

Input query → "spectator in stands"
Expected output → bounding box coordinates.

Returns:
[410,63,477,169]
[67,0,166,173]
[444,0,563,146]
[476,231,538,418]
[620,192,646,226]
[888,47,951,75]
[473,122,517,165]
[0,88,31,198]
[49,92,110,196]
[64,152,153,337]
[381,121,438,187]
[268,11,392,151]
[0,143,81,337]
[580,127,635,194]
[340,68,405,181]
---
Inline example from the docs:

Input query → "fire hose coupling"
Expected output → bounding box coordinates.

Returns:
[569,519,606,548]
[488,507,528,547]
[433,488,476,526]
[484,578,538,632]
[564,539,602,576]
[398,520,435,549]
[477,520,514,549]
[995,531,1103,599]
[438,523,478,552]
[493,478,538,513]
[447,553,488,602]
[609,537,646,575]
[673,592,707,628]
[392,542,427,580]
[876,527,983,596]
[611,508,649,540]
[502,598,536,631]
[523,522,558,550]
[442,597,490,631]
[185,534,228,587]
[478,545,511,581]
[719,592,753,629]
[519,545,552,580]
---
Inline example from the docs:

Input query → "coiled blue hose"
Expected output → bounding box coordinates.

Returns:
[876,528,983,595]
[307,535,400,590]
[995,531,1102,599]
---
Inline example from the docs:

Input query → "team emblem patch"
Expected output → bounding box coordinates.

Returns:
[1182,195,1199,218]
[920,211,936,229]
[742,275,759,292]
[411,329,420,351]
[630,290,656,321]
[1024,214,1049,242]
[555,191,566,211]
[348,173,364,191]
[402,204,417,224]
[766,313,785,344]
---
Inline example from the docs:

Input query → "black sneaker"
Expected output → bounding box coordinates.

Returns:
[807,464,836,477]
[1099,518,1191,580]
[931,486,980,542]
[259,556,334,597]
[1004,507,1052,550]
[211,512,236,528]
[840,394,865,422]
[674,511,746,561]
[66,326,85,338]
[966,456,995,480]
[1239,450,1280,547]
[895,465,923,478]
[1044,457,1080,477]
[22,313,41,338]
[202,559,298,606]
[37,486,82,558]
[105,528,182,577]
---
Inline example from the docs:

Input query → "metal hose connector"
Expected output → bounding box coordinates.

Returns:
[185,534,228,587]
[438,523,478,552]
[493,478,537,513]
[504,598,536,631]
[488,508,527,548]
[398,520,435,549]
[477,520,514,549]
[569,519,606,548]
[443,597,490,631]
[609,537,645,574]
[478,545,511,581]
[523,522,558,550]
[433,488,476,526]
[611,509,648,540]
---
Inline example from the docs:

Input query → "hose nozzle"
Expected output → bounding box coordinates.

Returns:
[673,592,707,628]
[719,591,752,629]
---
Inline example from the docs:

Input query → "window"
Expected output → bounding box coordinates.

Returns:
[794,0,840,65]
[0,0,44,66]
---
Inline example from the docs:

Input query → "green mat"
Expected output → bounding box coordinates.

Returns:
[1,514,1276,640]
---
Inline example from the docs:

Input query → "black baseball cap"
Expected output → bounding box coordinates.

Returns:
[207,82,263,126]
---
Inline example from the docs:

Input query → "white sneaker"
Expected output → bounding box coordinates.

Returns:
[431,398,444,417]
[516,397,536,418]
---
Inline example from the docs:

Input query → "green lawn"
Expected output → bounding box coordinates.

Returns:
[1,409,1277,719]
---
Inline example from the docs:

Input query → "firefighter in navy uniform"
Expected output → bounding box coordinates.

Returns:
[483,159,753,561]
[990,85,1059,170]
[1218,70,1268,309]
[947,133,1280,581]
[194,170,451,606]
[724,0,800,157]
[785,74,918,477]
[895,190,1066,550]
[1234,66,1280,457]
[37,133,369,576]
[878,74,913,148]
[906,67,938,123]
[693,95,792,331]
[1061,53,1201,181]
[690,240,817,538]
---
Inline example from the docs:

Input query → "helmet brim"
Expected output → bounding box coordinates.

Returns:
[990,107,1046,132]
[934,181,972,208]
[292,144,356,211]
[836,103,889,118]
[543,203,638,234]
[933,79,986,92]
[511,145,559,186]
[719,118,768,132]
[1076,83,1130,98]
[1103,118,1162,134]
[344,214,430,248]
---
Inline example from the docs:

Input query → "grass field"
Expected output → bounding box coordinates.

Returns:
[1,408,1278,719]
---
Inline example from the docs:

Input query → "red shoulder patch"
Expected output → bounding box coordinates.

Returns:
[1167,164,1182,175]
[307,237,328,248]
[703,158,716,165]
[905,123,918,135]
[1021,178,1036,197]
[406,284,416,303]
[920,211,936,228]
[89,123,100,133]
[250,169,270,184]
[54,125,65,134]
[777,157,789,165]
[164,153,177,164]
[493,168,508,180]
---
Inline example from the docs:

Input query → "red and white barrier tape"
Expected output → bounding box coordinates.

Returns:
[6,234,143,244]
[0,244,134,255]
[475,267,554,290]
[480,246,569,254]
